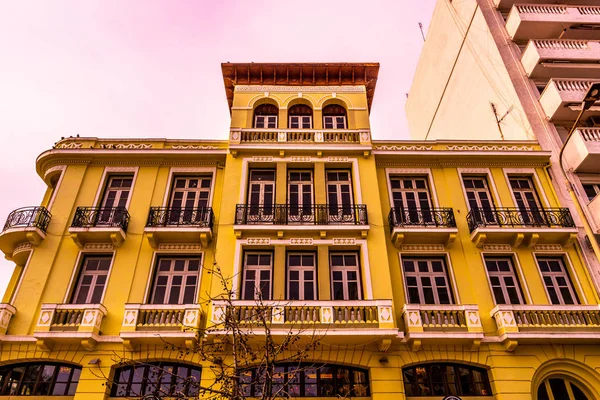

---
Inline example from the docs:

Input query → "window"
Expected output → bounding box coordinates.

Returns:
[0,362,81,396]
[322,104,347,129]
[288,170,314,222]
[390,176,432,224]
[484,257,524,305]
[253,104,278,128]
[168,176,212,224]
[463,176,496,224]
[583,183,600,201]
[537,257,578,305]
[112,363,201,398]
[510,176,544,224]
[239,364,368,397]
[98,175,132,224]
[537,377,589,400]
[242,252,273,300]
[247,170,276,220]
[288,253,316,300]
[330,253,361,300]
[71,255,112,304]
[326,171,354,223]
[288,104,313,129]
[150,257,201,305]
[403,363,492,397]
[403,258,453,304]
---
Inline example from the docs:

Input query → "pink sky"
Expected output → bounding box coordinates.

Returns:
[0,0,435,294]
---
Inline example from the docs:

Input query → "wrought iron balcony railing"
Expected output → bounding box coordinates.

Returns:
[235,204,368,225]
[146,207,214,228]
[387,207,456,232]
[466,207,574,232]
[71,207,130,231]
[3,206,52,233]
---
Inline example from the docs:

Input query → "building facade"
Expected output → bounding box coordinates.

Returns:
[0,63,599,399]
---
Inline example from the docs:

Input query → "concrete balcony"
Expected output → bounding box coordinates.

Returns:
[144,207,214,248]
[506,5,600,43]
[521,39,600,79]
[563,128,600,173]
[34,303,106,351]
[495,0,600,12]
[0,206,51,265]
[388,207,458,248]
[466,207,577,248]
[0,304,16,337]
[401,304,483,351]
[539,78,600,123]
[69,206,130,248]
[491,304,600,351]
[120,304,202,350]
[210,300,397,351]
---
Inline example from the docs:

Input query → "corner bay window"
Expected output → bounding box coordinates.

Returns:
[112,363,201,398]
[403,258,453,304]
[239,364,368,397]
[0,362,81,396]
[242,252,273,300]
[150,257,201,304]
[72,255,112,304]
[403,363,492,397]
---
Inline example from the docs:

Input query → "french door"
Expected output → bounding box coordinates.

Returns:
[247,170,276,222]
[168,176,211,224]
[326,171,354,223]
[510,177,544,225]
[390,176,432,224]
[288,171,313,223]
[99,176,132,224]
[463,177,495,225]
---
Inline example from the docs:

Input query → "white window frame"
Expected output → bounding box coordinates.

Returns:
[402,257,454,305]
[254,115,277,129]
[162,167,217,207]
[330,252,362,300]
[71,255,112,304]
[63,250,116,304]
[462,175,496,211]
[287,252,317,301]
[323,115,347,129]
[149,256,203,305]
[503,168,550,209]
[385,169,439,210]
[247,169,276,206]
[389,175,433,210]
[92,167,139,209]
[287,170,314,210]
[241,252,273,300]
[289,115,312,129]
[535,256,579,305]
[457,168,503,209]
[483,256,525,305]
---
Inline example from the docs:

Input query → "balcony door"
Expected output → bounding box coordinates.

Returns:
[247,170,276,222]
[326,171,353,223]
[463,176,495,225]
[390,176,432,224]
[168,176,211,225]
[288,171,313,223]
[99,176,132,224]
[510,177,543,225]
[330,253,362,300]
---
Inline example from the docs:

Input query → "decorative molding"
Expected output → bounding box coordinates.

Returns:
[482,244,512,252]
[169,145,219,150]
[245,238,271,245]
[401,244,445,252]
[157,244,203,251]
[290,238,313,245]
[290,156,312,162]
[83,243,115,251]
[332,238,356,246]
[56,142,83,149]
[445,145,534,151]
[328,156,348,162]
[252,156,273,163]
[534,244,563,252]
[13,243,33,254]
[235,85,365,93]
[100,143,153,150]
[374,145,433,151]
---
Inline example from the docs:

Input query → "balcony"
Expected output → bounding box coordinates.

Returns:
[0,207,51,265]
[210,300,397,350]
[34,303,106,351]
[234,204,369,238]
[388,207,458,248]
[495,0,600,12]
[120,304,202,350]
[401,304,483,351]
[69,206,130,248]
[145,207,214,248]
[521,40,600,80]
[539,79,600,123]
[0,304,16,337]
[506,5,600,43]
[562,128,600,173]
[466,207,577,248]
[491,304,600,351]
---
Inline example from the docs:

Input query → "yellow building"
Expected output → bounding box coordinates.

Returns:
[0,62,599,399]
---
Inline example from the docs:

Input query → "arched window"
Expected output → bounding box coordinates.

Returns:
[253,104,278,129]
[403,363,491,397]
[537,377,589,400]
[323,104,347,129]
[0,362,81,396]
[288,104,313,129]
[240,363,368,397]
[111,362,201,398]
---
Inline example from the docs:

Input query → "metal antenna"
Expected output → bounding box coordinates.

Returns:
[418,22,426,42]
